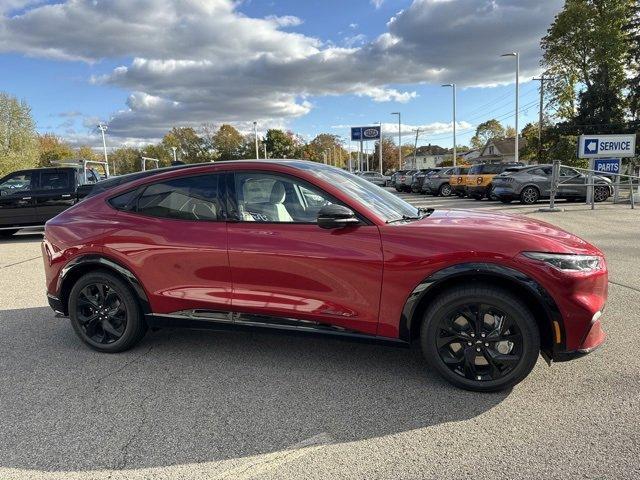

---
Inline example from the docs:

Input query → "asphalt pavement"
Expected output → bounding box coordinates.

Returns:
[0,192,638,479]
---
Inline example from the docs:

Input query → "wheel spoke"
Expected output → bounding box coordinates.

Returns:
[102,318,123,337]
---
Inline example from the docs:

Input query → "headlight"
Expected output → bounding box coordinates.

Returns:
[523,252,602,272]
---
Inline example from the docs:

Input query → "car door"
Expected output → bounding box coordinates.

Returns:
[0,171,37,227]
[103,173,232,315]
[226,170,384,335]
[33,169,77,222]
[558,166,583,197]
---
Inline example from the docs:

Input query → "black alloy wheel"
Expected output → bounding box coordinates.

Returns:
[69,271,147,352]
[421,285,540,391]
[594,186,610,202]
[520,186,540,205]
[439,183,453,197]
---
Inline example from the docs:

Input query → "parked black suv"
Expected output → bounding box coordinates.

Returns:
[0,165,101,236]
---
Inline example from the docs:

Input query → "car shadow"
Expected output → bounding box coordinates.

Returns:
[0,306,509,473]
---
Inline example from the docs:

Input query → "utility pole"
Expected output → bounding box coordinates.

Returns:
[264,144,267,159]
[442,83,457,166]
[501,52,519,164]
[253,121,259,160]
[412,129,420,169]
[391,112,401,169]
[533,75,553,160]
[97,124,111,175]
[171,146,177,163]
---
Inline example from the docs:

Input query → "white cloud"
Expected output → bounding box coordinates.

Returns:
[0,0,563,141]
[371,0,385,9]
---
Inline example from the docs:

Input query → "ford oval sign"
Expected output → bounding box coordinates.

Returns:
[351,126,380,141]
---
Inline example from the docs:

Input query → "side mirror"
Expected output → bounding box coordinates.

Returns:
[317,204,359,229]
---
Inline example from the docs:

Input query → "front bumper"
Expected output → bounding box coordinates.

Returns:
[492,187,518,200]
[553,314,606,361]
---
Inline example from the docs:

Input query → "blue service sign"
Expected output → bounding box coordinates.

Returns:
[351,126,380,141]
[579,134,636,158]
[593,158,621,174]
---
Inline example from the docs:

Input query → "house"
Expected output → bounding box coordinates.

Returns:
[402,144,452,169]
[473,137,527,164]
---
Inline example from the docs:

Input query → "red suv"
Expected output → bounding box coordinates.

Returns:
[42,161,607,391]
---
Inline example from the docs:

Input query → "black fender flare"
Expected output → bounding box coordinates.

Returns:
[398,262,564,353]
[56,254,151,315]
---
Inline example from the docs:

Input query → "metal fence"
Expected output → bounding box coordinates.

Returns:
[545,160,640,211]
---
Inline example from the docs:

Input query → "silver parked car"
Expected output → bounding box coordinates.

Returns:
[422,167,456,196]
[358,171,390,187]
[492,164,612,204]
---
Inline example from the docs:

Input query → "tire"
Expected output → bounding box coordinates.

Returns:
[438,183,453,197]
[420,284,540,392]
[520,186,540,205]
[499,198,512,204]
[472,195,483,201]
[0,229,19,238]
[68,270,147,353]
[594,186,610,202]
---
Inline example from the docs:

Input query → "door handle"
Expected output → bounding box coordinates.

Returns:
[61,194,72,198]
[22,197,32,200]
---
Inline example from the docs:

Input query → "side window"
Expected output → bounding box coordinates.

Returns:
[39,171,71,190]
[0,172,33,195]
[234,172,334,223]
[560,167,577,177]
[135,174,221,221]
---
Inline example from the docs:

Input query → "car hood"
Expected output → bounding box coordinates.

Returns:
[397,209,601,256]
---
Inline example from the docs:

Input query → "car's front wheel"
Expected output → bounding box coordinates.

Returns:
[594,185,610,202]
[69,270,147,352]
[438,183,453,197]
[420,284,540,392]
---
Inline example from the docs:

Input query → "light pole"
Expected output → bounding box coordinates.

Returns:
[171,146,177,163]
[378,121,383,174]
[391,112,401,170]
[97,123,111,175]
[501,52,519,164]
[441,83,457,166]
[253,121,259,160]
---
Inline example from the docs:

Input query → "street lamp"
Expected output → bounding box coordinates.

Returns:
[441,83,457,166]
[378,121,383,174]
[501,52,519,164]
[253,121,259,160]
[96,123,111,175]
[391,112,401,170]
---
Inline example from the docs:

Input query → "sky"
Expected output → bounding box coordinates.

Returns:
[0,0,565,152]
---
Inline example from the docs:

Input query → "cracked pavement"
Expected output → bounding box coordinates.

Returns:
[0,199,639,479]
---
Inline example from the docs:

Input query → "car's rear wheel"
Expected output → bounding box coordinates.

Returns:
[520,186,540,205]
[420,285,540,392]
[438,183,453,197]
[69,271,147,352]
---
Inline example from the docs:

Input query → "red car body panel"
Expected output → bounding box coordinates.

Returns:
[42,161,607,358]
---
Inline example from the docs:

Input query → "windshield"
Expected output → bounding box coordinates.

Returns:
[298,163,419,222]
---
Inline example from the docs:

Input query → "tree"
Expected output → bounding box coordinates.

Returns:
[37,133,73,167]
[304,134,346,166]
[76,146,98,161]
[205,124,244,160]
[264,129,300,159]
[470,119,505,149]
[626,2,640,120]
[542,0,632,129]
[109,147,143,175]
[161,127,210,163]
[0,92,38,176]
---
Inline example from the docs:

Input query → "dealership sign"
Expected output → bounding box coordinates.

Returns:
[578,134,636,158]
[593,158,621,174]
[351,126,381,141]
